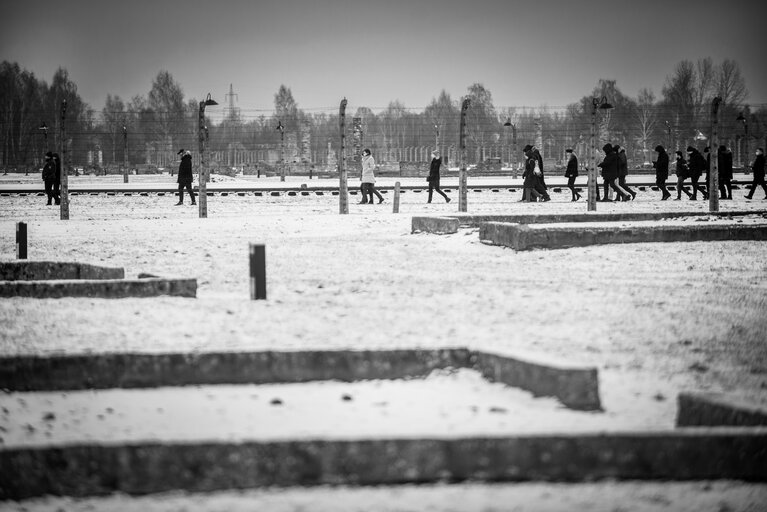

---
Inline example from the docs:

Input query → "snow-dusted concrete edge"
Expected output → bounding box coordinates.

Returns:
[677,392,767,427]
[2,429,766,499]
[0,261,124,280]
[0,278,197,299]
[412,210,764,232]
[479,222,767,251]
[0,348,600,410]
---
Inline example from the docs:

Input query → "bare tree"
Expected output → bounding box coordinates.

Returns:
[635,88,657,164]
[716,58,749,106]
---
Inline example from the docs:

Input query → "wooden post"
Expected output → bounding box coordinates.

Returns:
[709,97,722,213]
[122,126,129,183]
[16,222,27,259]
[338,98,349,214]
[588,99,598,212]
[458,98,470,212]
[393,181,400,213]
[198,101,208,218]
[59,100,69,220]
[249,244,266,300]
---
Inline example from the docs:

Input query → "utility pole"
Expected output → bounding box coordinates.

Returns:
[589,97,613,211]
[59,100,69,220]
[458,98,470,212]
[277,120,285,182]
[709,97,722,213]
[737,106,750,172]
[122,126,129,183]
[338,98,349,214]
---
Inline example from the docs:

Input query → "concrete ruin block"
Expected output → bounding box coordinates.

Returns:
[0,261,124,281]
[676,392,767,427]
[0,278,197,299]
[411,216,460,234]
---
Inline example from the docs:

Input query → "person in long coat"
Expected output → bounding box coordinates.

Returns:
[653,145,671,200]
[717,145,733,200]
[52,152,61,204]
[427,150,450,203]
[686,146,708,200]
[175,149,196,205]
[360,149,383,204]
[42,152,56,205]
[614,145,635,200]
[674,151,692,200]
[745,148,767,200]
[564,148,580,201]
[521,145,550,202]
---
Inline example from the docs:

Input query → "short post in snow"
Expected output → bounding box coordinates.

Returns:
[249,243,267,300]
[16,222,27,259]
[393,181,400,213]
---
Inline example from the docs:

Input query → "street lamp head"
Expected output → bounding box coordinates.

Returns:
[736,112,747,125]
[203,93,218,107]
[39,122,48,131]
[276,120,284,133]
[503,118,512,127]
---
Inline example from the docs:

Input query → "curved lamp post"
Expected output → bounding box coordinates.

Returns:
[736,111,749,172]
[198,93,218,218]
[588,96,613,211]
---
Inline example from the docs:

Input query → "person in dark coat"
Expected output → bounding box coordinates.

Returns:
[52,152,61,205]
[674,151,692,200]
[42,151,56,205]
[745,148,767,199]
[717,145,733,200]
[564,148,580,201]
[427,150,450,203]
[686,146,708,200]
[175,149,196,205]
[653,145,671,200]
[598,143,630,201]
[521,145,550,202]
[614,145,635,200]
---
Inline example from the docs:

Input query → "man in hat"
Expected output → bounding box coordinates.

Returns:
[42,151,56,205]
[176,149,196,206]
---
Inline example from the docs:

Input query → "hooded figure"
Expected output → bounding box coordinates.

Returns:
[653,145,671,200]
[686,146,708,200]
[176,149,196,205]
[521,146,550,202]
[717,145,733,199]
[42,152,56,205]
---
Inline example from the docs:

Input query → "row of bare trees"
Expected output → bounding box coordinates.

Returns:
[1,58,763,171]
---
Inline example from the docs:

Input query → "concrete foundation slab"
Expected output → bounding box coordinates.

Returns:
[411,216,460,234]
[676,392,767,427]
[0,277,197,299]
[0,261,124,281]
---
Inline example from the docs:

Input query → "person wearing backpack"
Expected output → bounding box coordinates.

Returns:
[745,148,767,200]
[614,145,635,201]
[653,145,671,200]
[42,152,56,206]
[686,146,708,200]
[674,151,693,200]
[175,149,196,206]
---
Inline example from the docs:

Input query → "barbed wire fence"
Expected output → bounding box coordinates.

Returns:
[3,102,766,176]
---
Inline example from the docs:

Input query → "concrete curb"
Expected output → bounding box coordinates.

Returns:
[0,261,124,281]
[411,216,460,234]
[0,278,197,299]
[676,392,767,427]
[0,348,599,411]
[411,210,764,233]
[479,222,767,251]
[2,430,766,499]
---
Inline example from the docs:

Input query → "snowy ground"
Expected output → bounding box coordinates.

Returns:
[1,175,766,510]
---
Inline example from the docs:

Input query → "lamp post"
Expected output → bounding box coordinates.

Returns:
[737,110,749,172]
[276,120,285,182]
[433,122,439,154]
[59,100,69,220]
[504,119,518,179]
[664,121,672,152]
[588,96,613,211]
[458,98,470,212]
[198,93,218,218]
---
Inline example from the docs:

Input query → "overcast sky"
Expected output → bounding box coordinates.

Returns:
[2,0,766,117]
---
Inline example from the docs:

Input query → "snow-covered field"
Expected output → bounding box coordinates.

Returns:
[1,174,766,510]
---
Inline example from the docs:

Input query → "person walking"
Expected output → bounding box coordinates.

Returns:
[598,144,631,201]
[427,149,450,203]
[42,152,56,205]
[653,145,671,200]
[564,148,580,201]
[686,146,708,200]
[521,145,550,202]
[745,148,767,200]
[614,145,636,200]
[717,145,733,200]
[674,151,693,200]
[175,149,196,205]
[360,149,383,204]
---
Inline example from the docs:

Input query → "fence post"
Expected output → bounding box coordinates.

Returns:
[16,222,27,259]
[458,98,470,212]
[393,181,400,213]
[249,244,267,300]
[338,98,349,215]
[709,97,722,213]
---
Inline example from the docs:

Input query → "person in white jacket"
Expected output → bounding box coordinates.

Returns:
[360,149,383,204]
